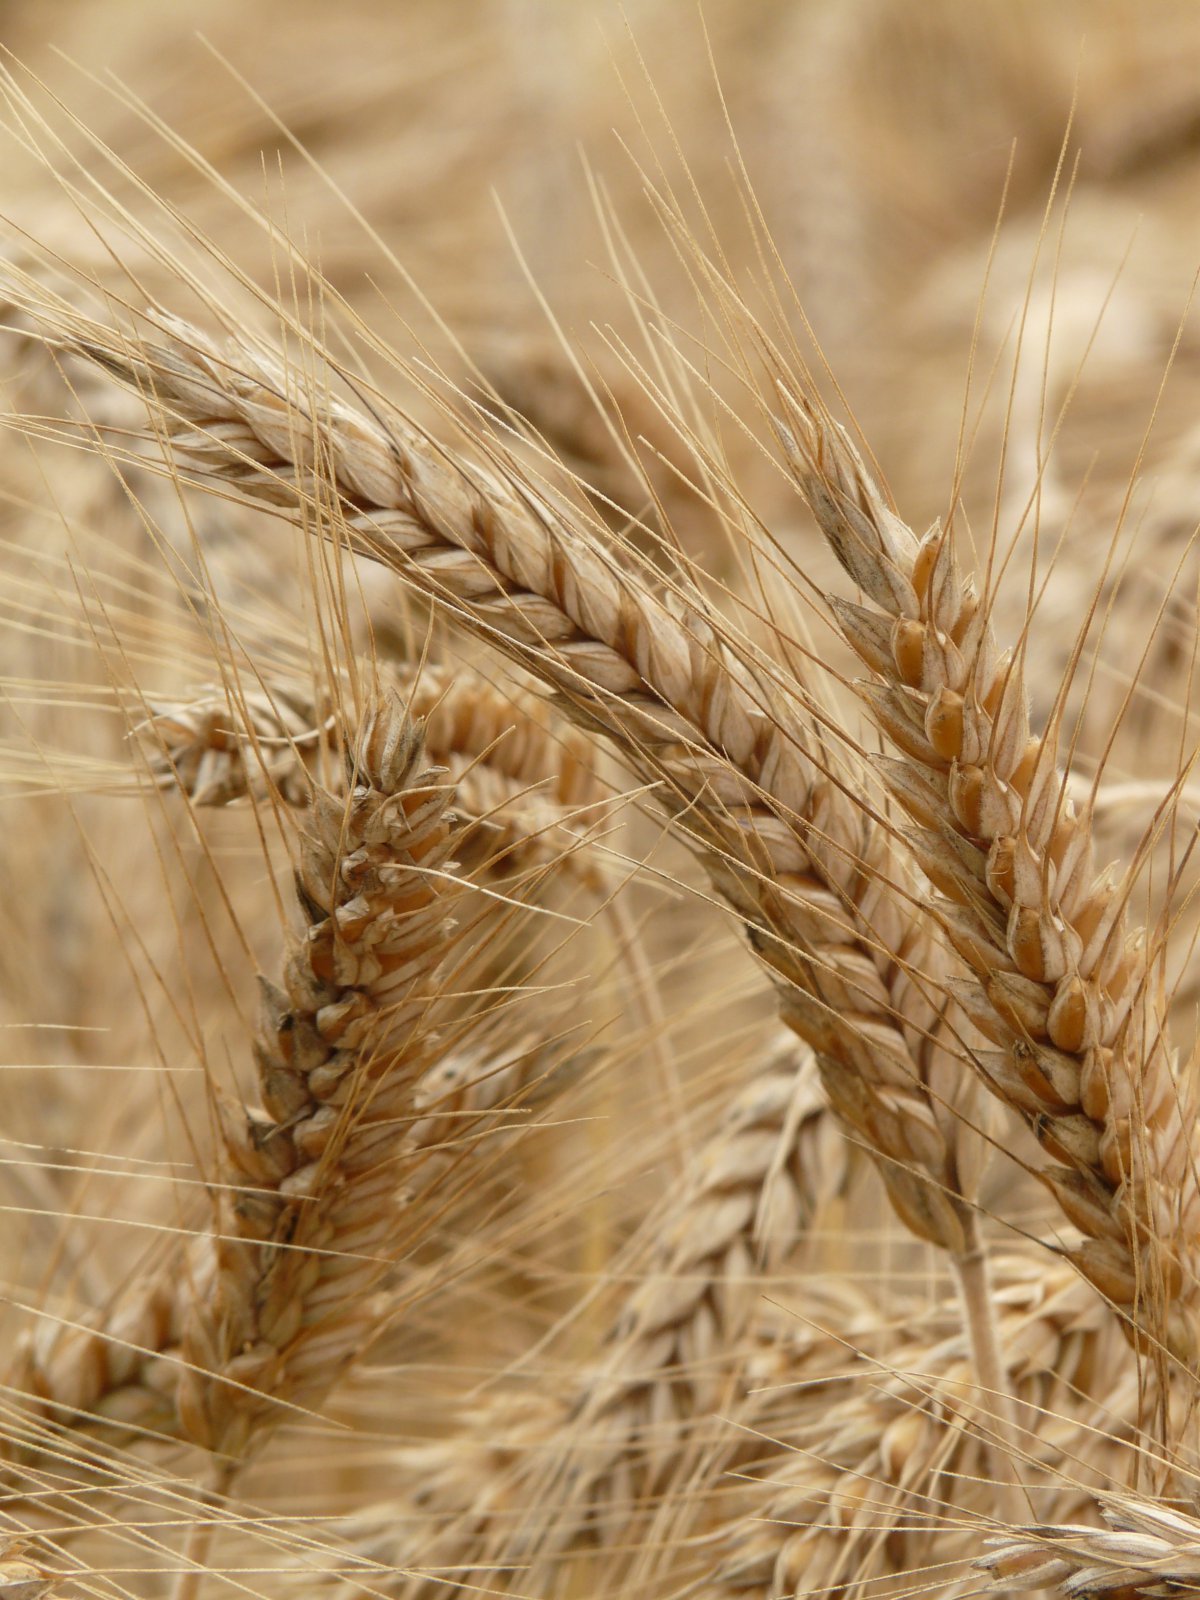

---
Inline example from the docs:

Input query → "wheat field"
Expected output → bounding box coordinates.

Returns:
[4,3,1200,1598]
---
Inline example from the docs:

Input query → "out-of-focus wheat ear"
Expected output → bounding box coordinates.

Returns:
[6,1280,180,1445]
[176,692,469,1457]
[778,382,1200,1371]
[979,1497,1200,1597]
[497,1035,851,1560]
[348,1277,874,1600]
[706,1257,1132,1600]
[139,683,339,806]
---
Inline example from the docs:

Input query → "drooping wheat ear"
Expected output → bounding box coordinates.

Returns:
[141,681,338,806]
[176,693,470,1456]
[980,1498,1200,1597]
[778,384,1200,1367]
[142,662,608,885]
[705,1257,1133,1600]
[51,310,993,1272]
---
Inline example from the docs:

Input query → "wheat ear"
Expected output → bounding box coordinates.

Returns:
[8,1279,180,1445]
[344,1277,870,1600]
[980,1498,1200,1598]
[173,693,475,1455]
[493,1035,851,1561]
[142,662,608,885]
[706,1258,1132,1600]
[779,385,1200,1367]
[53,311,994,1267]
[9,694,475,1456]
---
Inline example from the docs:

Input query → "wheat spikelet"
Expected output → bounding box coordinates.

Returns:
[980,1498,1200,1597]
[778,384,1200,1366]
[0,1544,54,1600]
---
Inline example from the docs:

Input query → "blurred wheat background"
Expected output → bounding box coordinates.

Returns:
[4,3,1200,1598]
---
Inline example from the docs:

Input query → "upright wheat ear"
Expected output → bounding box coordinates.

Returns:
[179,694,466,1456]
[778,384,1200,1366]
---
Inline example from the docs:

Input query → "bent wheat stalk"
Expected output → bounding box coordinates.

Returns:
[779,385,1200,1369]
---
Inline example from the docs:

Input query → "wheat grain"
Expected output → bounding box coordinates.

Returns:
[0,1545,54,1600]
[980,1498,1200,1597]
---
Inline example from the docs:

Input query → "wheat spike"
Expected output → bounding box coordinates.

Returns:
[980,1498,1200,1598]
[142,662,608,884]
[706,1258,1134,1599]
[174,693,474,1455]
[490,1035,851,1564]
[47,309,996,1270]
[778,384,1200,1367]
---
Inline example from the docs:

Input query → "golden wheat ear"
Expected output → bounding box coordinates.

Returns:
[979,1496,1200,1597]
[174,693,471,1457]
[457,1035,851,1567]
[140,659,611,888]
[30,304,1044,1487]
[777,382,1200,1369]
[42,309,998,1255]
[705,1254,1134,1599]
